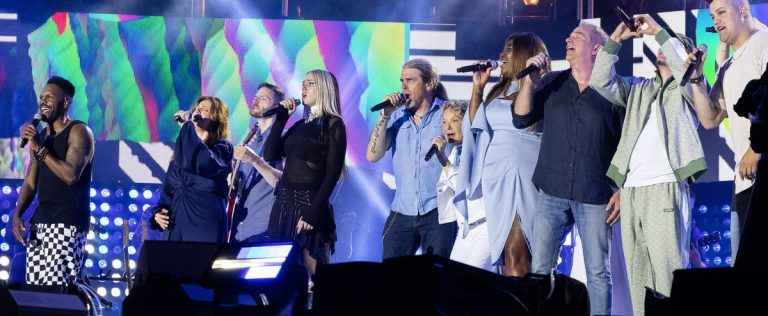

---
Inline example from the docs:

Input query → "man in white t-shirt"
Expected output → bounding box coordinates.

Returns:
[591,15,708,315]
[690,0,768,262]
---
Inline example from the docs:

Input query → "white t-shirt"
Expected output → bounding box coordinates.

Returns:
[716,30,768,193]
[624,101,678,187]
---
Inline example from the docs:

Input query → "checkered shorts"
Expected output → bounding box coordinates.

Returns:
[26,223,86,286]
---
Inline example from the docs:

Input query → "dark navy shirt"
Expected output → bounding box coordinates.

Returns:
[513,69,624,205]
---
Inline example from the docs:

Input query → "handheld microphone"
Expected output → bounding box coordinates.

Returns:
[706,26,717,33]
[20,112,44,149]
[424,144,439,161]
[456,60,499,73]
[263,98,302,117]
[516,64,541,79]
[370,93,407,112]
[614,7,637,32]
[680,44,707,86]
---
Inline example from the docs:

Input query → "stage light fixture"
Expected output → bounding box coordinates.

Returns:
[0,243,8,252]
[1,228,5,237]
[721,205,730,213]
[99,245,108,254]
[698,205,708,214]
[2,186,11,195]
[0,214,7,223]
[100,202,110,212]
[101,188,111,198]
[90,202,96,212]
[128,246,136,255]
[129,189,139,199]
[112,259,122,269]
[100,217,109,226]
[142,189,153,199]
[0,270,8,280]
[0,256,8,266]
[523,0,540,5]
[713,256,722,265]
[85,244,95,253]
[90,188,97,198]
[111,287,120,297]
[128,204,138,213]
[97,287,107,296]
[114,217,124,226]
[142,204,151,211]
[115,189,124,198]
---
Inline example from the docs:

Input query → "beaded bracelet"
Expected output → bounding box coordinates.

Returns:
[35,146,49,162]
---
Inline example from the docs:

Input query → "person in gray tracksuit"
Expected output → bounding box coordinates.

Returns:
[590,15,708,316]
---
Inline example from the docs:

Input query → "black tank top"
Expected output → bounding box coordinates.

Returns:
[31,120,92,231]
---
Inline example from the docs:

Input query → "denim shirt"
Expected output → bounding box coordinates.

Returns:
[387,98,445,216]
[512,70,624,204]
[234,125,279,241]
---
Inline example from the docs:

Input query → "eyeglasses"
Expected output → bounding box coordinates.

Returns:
[301,80,316,88]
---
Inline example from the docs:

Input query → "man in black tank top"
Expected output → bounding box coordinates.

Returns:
[11,76,95,288]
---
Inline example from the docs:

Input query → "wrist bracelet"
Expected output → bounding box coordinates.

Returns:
[35,146,49,162]
[688,75,705,84]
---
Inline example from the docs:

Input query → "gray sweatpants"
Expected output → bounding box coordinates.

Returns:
[620,182,690,316]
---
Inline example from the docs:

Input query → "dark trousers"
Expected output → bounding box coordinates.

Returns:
[735,159,768,267]
[381,209,457,260]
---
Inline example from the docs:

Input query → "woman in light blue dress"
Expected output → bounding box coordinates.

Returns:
[455,32,549,276]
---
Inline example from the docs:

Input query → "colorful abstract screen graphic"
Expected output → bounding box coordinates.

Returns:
[1,12,407,178]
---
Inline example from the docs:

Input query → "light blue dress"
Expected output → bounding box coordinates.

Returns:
[455,83,542,265]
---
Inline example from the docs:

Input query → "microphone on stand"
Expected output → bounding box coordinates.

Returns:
[263,98,302,117]
[456,60,499,73]
[370,93,407,112]
[20,112,44,149]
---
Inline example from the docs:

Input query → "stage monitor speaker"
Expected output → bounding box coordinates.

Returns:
[670,267,766,315]
[125,240,307,316]
[313,255,589,315]
[0,288,87,316]
[134,240,221,286]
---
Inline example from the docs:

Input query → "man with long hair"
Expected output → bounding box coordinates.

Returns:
[367,58,457,260]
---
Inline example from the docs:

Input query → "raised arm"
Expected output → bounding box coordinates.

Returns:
[366,93,403,162]
[513,52,549,128]
[468,65,493,123]
[590,23,640,108]
[234,145,283,187]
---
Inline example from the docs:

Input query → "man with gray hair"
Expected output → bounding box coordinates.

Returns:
[590,15,709,315]
[513,22,624,315]
[366,58,456,259]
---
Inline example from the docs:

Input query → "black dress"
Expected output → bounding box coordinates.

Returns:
[264,112,347,264]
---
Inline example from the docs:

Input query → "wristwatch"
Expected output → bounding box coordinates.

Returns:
[688,75,705,84]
